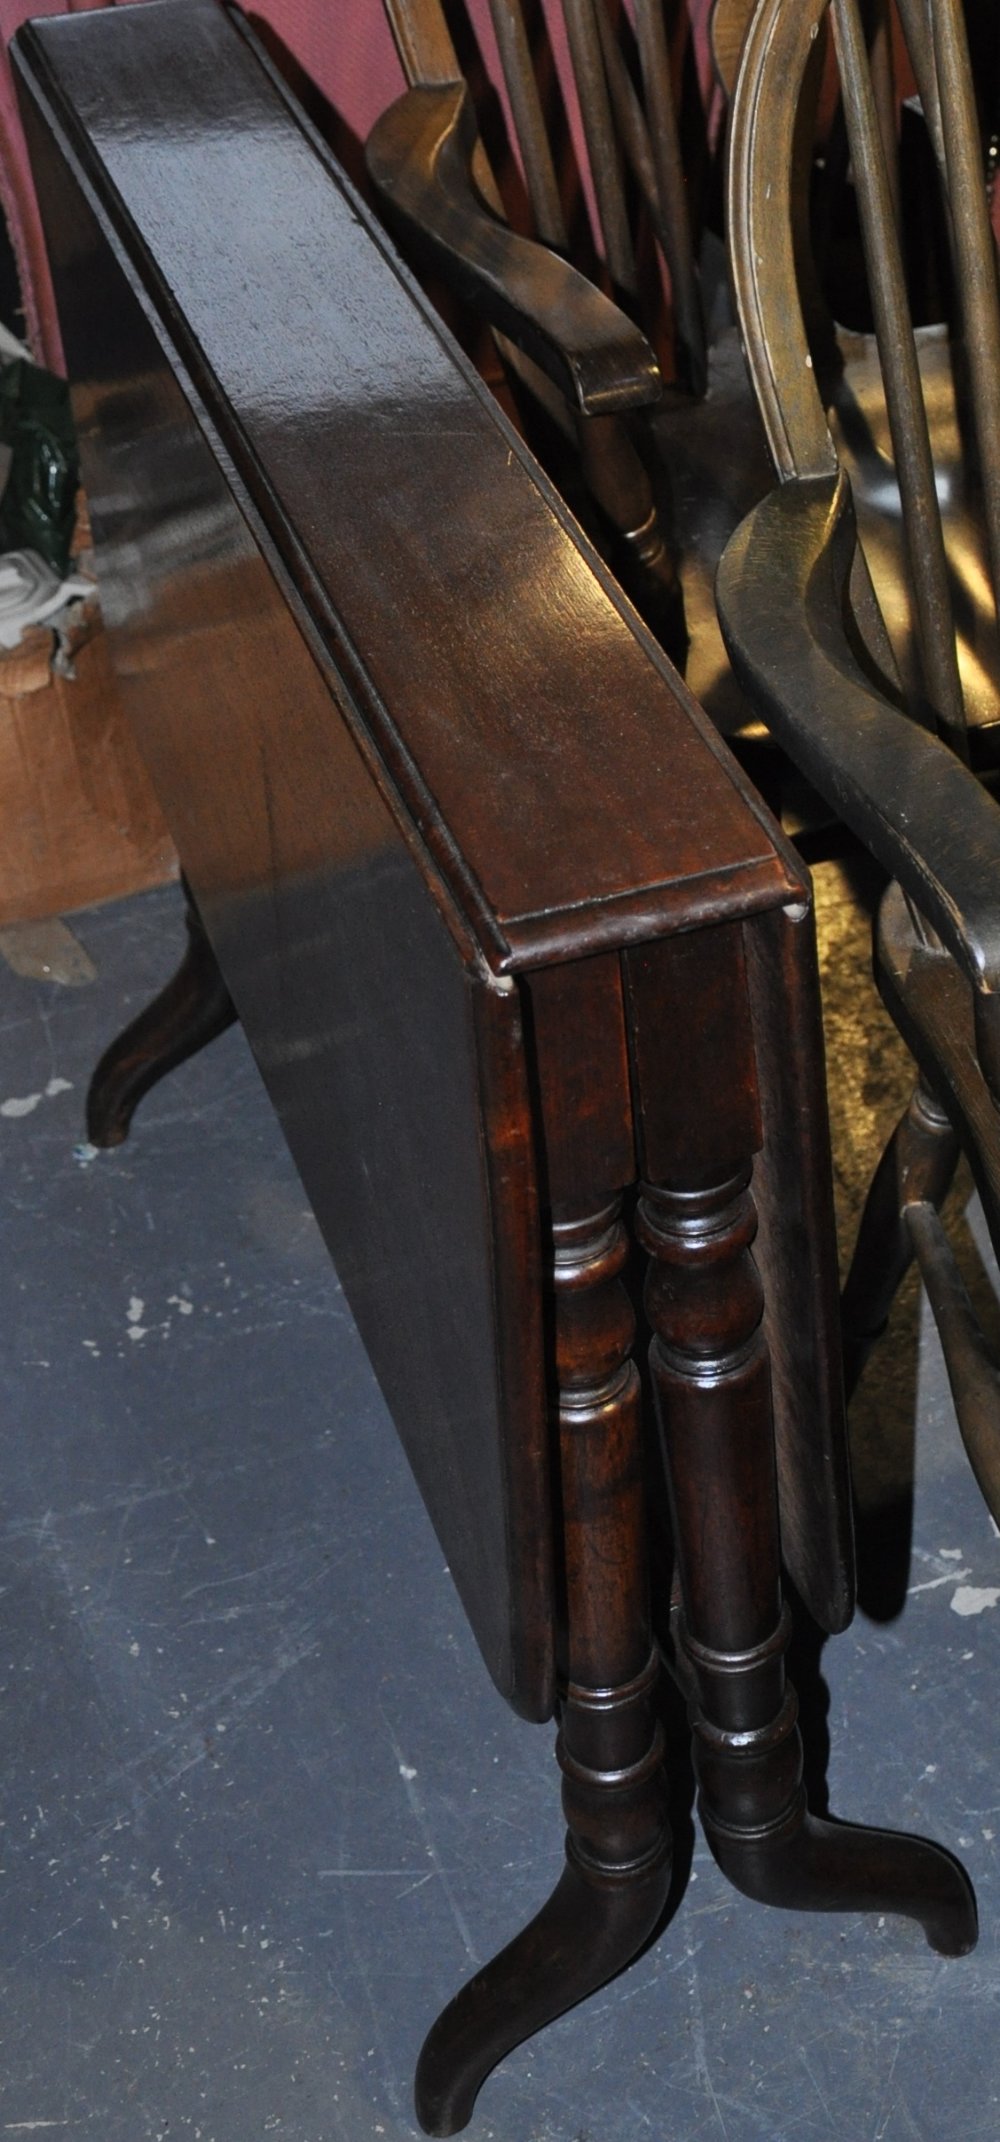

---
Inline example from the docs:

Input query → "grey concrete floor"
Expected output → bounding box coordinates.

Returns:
[0,878,998,2142]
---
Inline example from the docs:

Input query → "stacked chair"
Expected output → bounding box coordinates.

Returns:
[366,0,775,735]
[718,0,1000,1521]
[369,0,1000,1529]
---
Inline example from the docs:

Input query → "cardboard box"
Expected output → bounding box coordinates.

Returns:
[0,592,176,924]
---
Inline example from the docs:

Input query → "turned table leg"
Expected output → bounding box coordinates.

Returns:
[624,918,975,1958]
[87,888,237,1147]
[414,1188,672,2136]
[636,1157,976,1958]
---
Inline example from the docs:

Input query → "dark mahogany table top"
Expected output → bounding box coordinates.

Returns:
[14,0,846,1724]
[17,0,796,970]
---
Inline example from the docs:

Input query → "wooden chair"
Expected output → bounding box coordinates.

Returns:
[14,0,978,2128]
[716,0,1000,1521]
[364,0,777,739]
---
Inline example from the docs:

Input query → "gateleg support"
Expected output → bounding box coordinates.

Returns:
[625,923,977,1961]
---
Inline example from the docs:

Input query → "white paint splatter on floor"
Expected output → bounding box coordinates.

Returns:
[0,1075,73,1119]
[2,1094,41,1119]
[950,1586,1000,1617]
[126,1296,148,1343]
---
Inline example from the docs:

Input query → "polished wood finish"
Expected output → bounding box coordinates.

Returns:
[633,926,973,1954]
[415,1176,671,2134]
[381,0,706,386]
[368,0,715,661]
[365,1,794,752]
[15,1,977,2125]
[18,0,569,1724]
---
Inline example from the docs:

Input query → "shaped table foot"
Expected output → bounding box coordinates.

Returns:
[684,1608,976,1957]
[705,1790,976,1956]
[416,1191,672,2132]
[638,1151,977,1966]
[415,1838,669,2135]
[87,895,237,1146]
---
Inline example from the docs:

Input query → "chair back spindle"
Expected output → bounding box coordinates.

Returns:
[729,0,1000,758]
[720,0,1000,1547]
[933,0,1000,625]
[832,0,967,751]
[894,0,945,176]
[561,0,638,298]
[866,0,901,229]
[381,0,706,387]
[632,0,707,390]
[486,0,569,248]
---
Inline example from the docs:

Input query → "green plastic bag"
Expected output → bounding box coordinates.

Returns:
[0,359,79,578]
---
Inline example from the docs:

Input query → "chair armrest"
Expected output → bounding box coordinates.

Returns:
[366,82,661,419]
[718,471,1000,1091]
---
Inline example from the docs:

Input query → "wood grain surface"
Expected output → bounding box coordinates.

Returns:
[16,0,796,969]
[13,0,842,1712]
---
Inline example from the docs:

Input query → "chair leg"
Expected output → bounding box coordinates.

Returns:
[86,894,237,1148]
[637,1166,977,1960]
[576,412,689,666]
[840,1079,961,1396]
[414,1193,672,2137]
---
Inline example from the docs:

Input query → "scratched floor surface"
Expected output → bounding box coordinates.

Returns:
[0,879,998,2142]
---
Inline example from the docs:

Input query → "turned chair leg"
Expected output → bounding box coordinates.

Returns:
[637,1163,977,1959]
[841,1078,961,1396]
[87,892,237,1148]
[414,1191,672,2136]
[576,411,689,667]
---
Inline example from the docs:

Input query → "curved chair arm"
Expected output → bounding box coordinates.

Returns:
[366,81,661,419]
[717,471,1000,1093]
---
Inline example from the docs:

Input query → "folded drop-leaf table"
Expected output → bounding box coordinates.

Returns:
[13,3,977,2128]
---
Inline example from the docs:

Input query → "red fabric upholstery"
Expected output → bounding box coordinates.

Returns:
[249,0,405,138]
